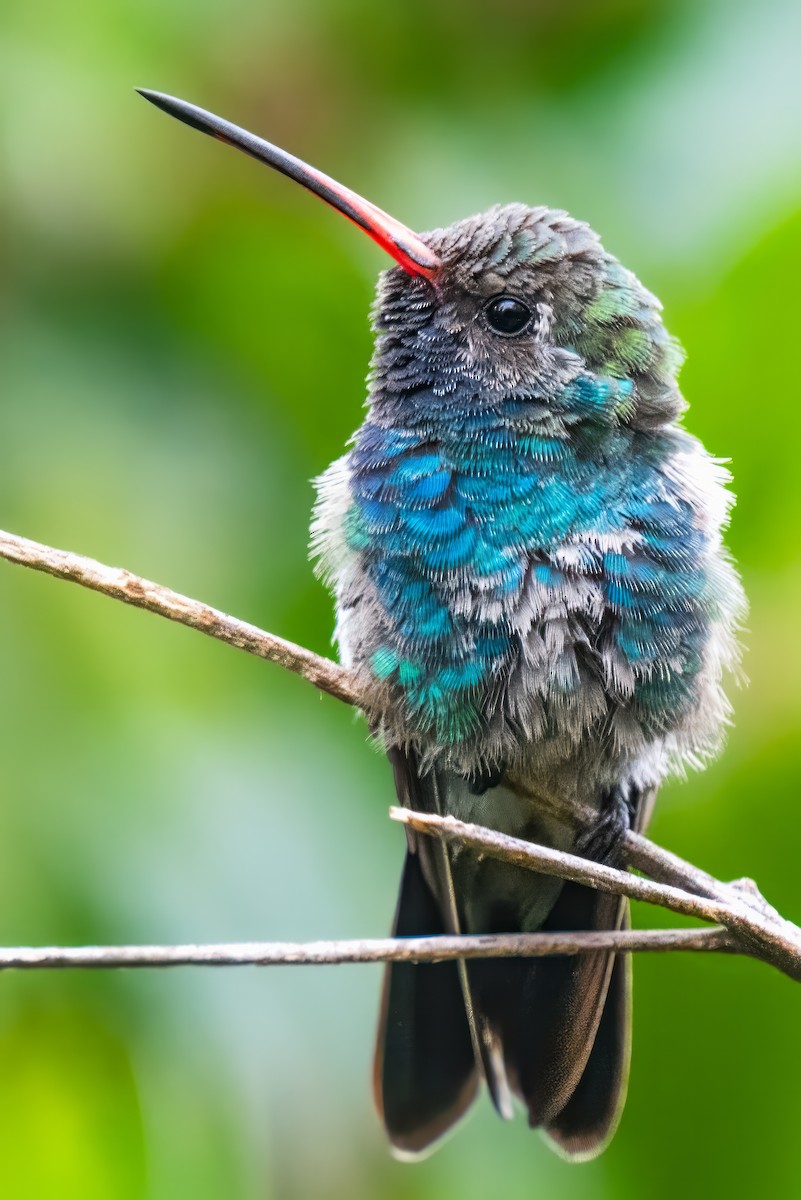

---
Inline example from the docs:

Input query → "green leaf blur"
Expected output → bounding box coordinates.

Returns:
[1,0,800,1196]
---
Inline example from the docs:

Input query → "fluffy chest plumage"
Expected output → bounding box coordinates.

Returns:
[313,385,740,775]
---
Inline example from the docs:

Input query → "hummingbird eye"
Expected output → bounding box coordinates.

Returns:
[484,296,533,336]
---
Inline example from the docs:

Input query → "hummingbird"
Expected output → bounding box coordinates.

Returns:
[138,89,745,1161]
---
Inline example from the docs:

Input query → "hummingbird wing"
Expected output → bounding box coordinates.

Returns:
[374,747,483,1156]
[373,842,479,1156]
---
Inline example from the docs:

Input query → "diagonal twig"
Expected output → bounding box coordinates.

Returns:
[0,528,357,706]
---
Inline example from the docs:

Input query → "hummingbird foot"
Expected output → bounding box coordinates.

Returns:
[576,786,637,867]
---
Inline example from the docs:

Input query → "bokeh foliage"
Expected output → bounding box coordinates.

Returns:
[1,0,800,1196]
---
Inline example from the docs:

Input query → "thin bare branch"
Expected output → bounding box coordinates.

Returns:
[0,927,733,971]
[0,529,357,706]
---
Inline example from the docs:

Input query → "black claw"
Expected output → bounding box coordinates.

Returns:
[577,787,635,865]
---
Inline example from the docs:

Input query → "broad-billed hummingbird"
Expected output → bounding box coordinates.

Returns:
[138,90,745,1161]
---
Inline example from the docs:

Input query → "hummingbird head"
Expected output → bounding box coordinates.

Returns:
[371,203,685,431]
[137,90,683,432]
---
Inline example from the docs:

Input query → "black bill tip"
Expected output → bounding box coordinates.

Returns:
[135,89,215,137]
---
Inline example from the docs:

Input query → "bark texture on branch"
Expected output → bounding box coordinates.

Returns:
[0,928,732,971]
[0,529,357,706]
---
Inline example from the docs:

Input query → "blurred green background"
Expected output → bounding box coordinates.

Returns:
[2,0,800,1196]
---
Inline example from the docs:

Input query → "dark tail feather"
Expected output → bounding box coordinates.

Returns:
[373,848,478,1157]
[543,905,632,1160]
